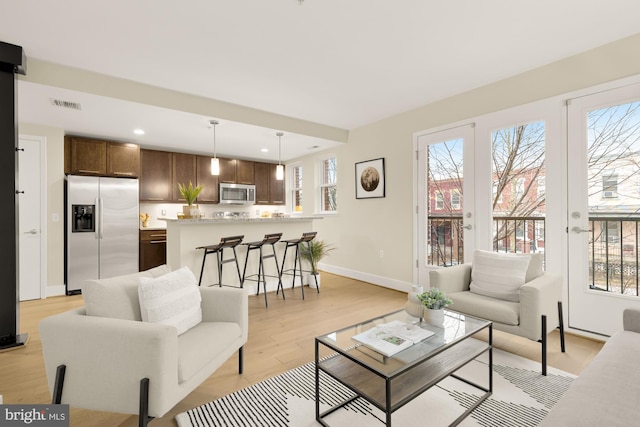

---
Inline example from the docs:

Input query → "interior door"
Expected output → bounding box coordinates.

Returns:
[18,136,44,301]
[416,124,475,286]
[567,83,640,336]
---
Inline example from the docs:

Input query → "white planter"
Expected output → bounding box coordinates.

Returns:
[405,285,424,318]
[423,308,444,325]
[306,273,321,289]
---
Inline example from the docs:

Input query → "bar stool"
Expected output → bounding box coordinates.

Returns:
[278,231,319,300]
[240,233,283,307]
[196,235,244,287]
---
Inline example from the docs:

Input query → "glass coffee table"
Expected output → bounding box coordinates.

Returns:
[315,309,492,426]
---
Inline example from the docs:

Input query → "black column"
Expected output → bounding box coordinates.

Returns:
[0,41,27,350]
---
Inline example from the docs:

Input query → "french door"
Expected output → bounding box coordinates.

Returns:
[567,83,640,336]
[416,124,475,286]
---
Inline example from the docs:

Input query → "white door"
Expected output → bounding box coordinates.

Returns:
[18,136,46,301]
[567,83,640,336]
[416,124,475,286]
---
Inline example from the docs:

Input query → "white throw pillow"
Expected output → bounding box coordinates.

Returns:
[470,250,531,302]
[82,264,172,321]
[138,267,202,335]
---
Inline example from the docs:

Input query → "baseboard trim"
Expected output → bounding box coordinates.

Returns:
[47,285,66,298]
[318,263,412,293]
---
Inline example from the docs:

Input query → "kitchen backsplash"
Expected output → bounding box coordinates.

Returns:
[139,203,288,229]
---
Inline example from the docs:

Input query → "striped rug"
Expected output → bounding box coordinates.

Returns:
[176,348,575,427]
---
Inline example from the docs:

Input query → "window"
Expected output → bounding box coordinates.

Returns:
[602,174,618,198]
[435,192,444,210]
[290,164,302,212]
[450,191,461,210]
[320,156,337,212]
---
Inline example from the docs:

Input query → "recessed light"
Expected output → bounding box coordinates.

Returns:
[261,148,269,153]
[133,129,145,135]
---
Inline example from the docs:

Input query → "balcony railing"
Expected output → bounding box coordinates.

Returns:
[427,215,640,297]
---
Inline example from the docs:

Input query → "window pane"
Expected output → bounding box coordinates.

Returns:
[321,157,337,212]
[586,101,640,294]
[492,121,546,255]
[291,165,302,211]
[427,139,463,266]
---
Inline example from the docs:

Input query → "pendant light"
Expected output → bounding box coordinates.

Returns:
[210,120,220,175]
[276,132,284,180]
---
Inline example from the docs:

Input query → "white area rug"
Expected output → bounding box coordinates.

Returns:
[176,348,575,427]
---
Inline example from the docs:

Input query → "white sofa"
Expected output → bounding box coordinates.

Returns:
[39,265,248,426]
[539,308,640,426]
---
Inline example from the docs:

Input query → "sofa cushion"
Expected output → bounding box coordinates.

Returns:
[520,252,544,282]
[82,264,171,321]
[177,321,242,383]
[138,267,202,335]
[470,250,531,302]
[448,291,520,325]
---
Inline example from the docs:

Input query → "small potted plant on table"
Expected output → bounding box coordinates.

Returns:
[417,288,453,325]
[177,181,203,218]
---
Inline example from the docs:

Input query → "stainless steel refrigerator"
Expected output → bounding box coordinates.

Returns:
[65,175,139,294]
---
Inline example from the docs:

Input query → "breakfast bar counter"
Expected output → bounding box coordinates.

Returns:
[160,216,322,289]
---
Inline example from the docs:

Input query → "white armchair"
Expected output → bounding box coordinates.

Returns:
[40,268,248,426]
[429,254,565,375]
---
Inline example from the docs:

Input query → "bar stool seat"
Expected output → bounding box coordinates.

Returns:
[278,231,319,300]
[196,235,244,287]
[241,233,283,307]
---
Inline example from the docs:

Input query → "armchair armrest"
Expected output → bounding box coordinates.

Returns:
[519,272,562,340]
[429,264,472,294]
[200,287,248,339]
[39,308,179,417]
[623,309,640,333]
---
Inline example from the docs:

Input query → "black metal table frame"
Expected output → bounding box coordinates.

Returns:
[315,318,493,427]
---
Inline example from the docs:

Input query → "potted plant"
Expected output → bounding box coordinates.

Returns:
[177,181,203,218]
[299,240,335,288]
[417,287,453,325]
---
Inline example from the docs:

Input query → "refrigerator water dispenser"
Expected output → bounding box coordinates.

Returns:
[72,204,94,232]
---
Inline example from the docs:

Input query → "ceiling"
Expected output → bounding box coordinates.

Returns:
[2,1,640,161]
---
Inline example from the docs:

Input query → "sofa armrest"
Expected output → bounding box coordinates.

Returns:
[39,308,179,417]
[519,272,562,339]
[429,264,472,294]
[200,287,248,339]
[623,309,640,333]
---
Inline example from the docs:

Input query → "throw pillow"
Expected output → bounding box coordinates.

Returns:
[82,264,172,321]
[470,250,531,302]
[138,266,202,335]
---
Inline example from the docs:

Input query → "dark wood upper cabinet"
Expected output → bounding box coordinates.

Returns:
[139,149,172,202]
[254,162,271,204]
[269,163,285,205]
[254,162,285,205]
[218,158,236,183]
[196,155,219,203]
[171,153,197,202]
[65,136,140,178]
[107,142,140,177]
[236,160,255,184]
[68,137,107,175]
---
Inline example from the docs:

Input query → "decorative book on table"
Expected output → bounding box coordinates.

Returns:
[352,320,434,358]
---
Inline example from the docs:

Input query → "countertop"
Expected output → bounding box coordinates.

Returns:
[159,216,321,224]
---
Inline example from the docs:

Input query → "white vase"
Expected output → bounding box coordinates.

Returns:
[405,285,424,318]
[306,273,321,288]
[423,308,444,325]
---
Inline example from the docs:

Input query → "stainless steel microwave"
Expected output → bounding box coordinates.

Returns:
[219,183,256,205]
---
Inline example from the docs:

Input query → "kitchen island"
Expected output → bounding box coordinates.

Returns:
[161,216,322,291]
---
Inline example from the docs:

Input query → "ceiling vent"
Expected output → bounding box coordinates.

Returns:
[49,98,82,111]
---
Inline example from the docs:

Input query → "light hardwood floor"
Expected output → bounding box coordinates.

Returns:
[1,273,603,426]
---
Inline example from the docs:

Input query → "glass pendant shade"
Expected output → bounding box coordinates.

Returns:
[276,164,284,180]
[211,157,220,175]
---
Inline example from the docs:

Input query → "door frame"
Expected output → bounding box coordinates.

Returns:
[18,134,47,300]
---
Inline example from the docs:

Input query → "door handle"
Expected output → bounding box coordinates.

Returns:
[463,224,472,230]
[24,229,37,235]
[571,226,590,234]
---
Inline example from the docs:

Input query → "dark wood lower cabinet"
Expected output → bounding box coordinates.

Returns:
[139,229,167,271]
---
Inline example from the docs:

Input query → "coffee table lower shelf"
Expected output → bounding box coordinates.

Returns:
[315,336,492,427]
